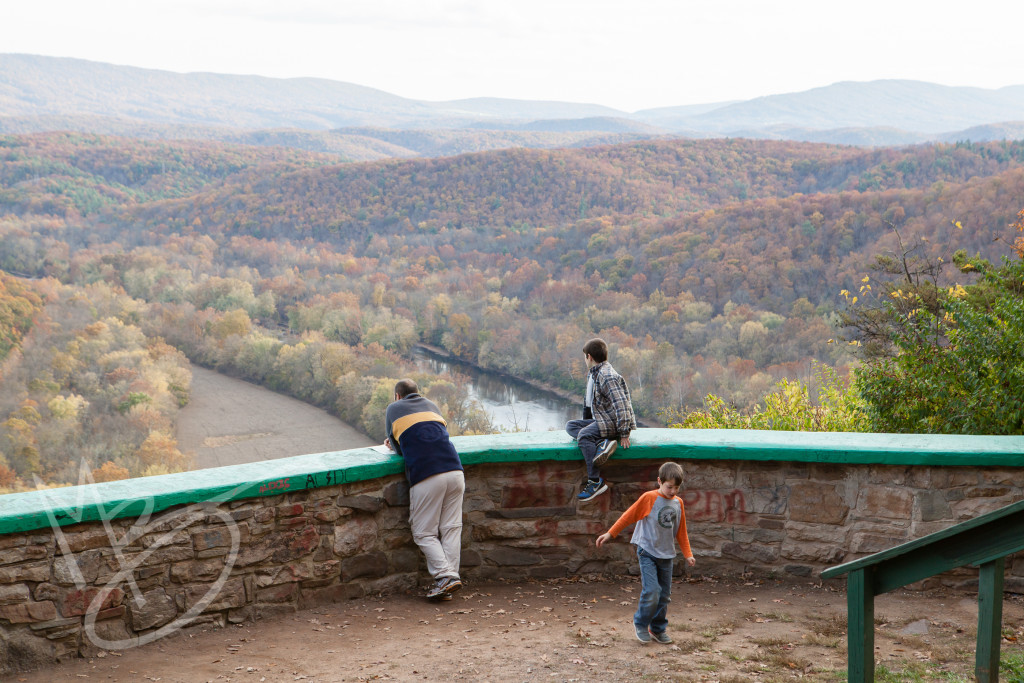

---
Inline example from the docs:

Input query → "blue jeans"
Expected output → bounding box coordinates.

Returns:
[565,418,603,479]
[634,546,673,634]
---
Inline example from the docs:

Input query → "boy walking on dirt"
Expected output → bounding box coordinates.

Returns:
[596,461,695,644]
[565,337,637,502]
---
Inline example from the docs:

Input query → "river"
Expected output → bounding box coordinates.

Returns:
[412,346,579,433]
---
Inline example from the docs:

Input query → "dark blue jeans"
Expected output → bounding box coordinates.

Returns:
[634,546,673,634]
[565,418,603,479]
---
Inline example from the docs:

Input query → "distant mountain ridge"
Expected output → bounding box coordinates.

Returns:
[2,54,1023,156]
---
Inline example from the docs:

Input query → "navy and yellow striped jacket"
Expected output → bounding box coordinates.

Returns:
[384,393,462,486]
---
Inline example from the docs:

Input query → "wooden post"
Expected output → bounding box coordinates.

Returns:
[847,568,875,683]
[976,557,1005,682]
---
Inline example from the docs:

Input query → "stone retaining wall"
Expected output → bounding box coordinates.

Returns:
[2,431,1023,673]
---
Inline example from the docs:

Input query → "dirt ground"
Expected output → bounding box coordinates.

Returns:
[14,572,1024,683]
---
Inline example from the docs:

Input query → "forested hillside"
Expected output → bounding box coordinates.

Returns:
[2,132,1022,487]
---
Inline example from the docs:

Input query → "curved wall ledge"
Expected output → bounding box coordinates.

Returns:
[3,429,1022,536]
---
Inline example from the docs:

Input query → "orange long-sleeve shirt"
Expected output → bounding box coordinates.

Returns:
[607,489,692,559]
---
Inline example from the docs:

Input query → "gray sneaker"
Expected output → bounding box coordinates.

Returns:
[427,576,462,601]
[634,623,652,643]
[649,629,672,644]
[593,439,617,467]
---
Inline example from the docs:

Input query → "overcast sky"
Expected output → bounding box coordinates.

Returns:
[4,0,1022,112]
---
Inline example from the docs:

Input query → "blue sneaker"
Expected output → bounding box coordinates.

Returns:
[634,623,652,643]
[578,478,608,502]
[594,439,618,467]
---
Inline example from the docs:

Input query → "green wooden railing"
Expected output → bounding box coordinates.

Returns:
[821,499,1024,683]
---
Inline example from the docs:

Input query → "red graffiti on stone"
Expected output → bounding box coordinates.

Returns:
[259,478,290,494]
[682,489,751,524]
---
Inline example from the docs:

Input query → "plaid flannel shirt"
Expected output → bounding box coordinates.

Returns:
[589,361,637,438]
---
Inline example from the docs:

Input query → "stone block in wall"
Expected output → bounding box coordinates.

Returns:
[227,605,254,624]
[681,488,755,525]
[485,505,575,520]
[276,503,305,518]
[185,577,246,612]
[964,486,1014,498]
[138,530,190,549]
[237,524,320,568]
[32,583,60,603]
[605,462,661,485]
[128,589,177,631]
[383,481,409,507]
[363,573,417,596]
[299,582,364,607]
[784,521,851,545]
[0,626,57,675]
[807,464,846,482]
[59,586,124,618]
[224,506,256,521]
[0,535,26,551]
[721,542,779,564]
[737,467,788,489]
[312,506,343,523]
[916,490,952,522]
[278,516,312,530]
[376,506,411,531]
[333,517,379,557]
[950,496,1015,520]
[52,549,108,585]
[390,549,419,574]
[483,547,542,566]
[780,540,845,564]
[500,483,575,509]
[554,519,606,537]
[0,546,47,567]
[192,524,246,552]
[274,525,320,563]
[255,562,313,587]
[253,507,275,523]
[609,482,648,510]
[460,548,482,568]
[377,530,415,551]
[788,482,848,524]
[341,552,388,581]
[747,484,791,517]
[979,469,1019,486]
[464,493,496,513]
[60,528,112,554]
[137,545,196,568]
[678,464,737,489]
[0,600,57,623]
[850,532,906,555]
[312,560,341,580]
[857,486,915,520]
[256,582,298,604]
[472,519,538,541]
[0,561,49,584]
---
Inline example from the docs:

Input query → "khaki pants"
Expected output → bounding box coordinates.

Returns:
[409,470,465,580]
